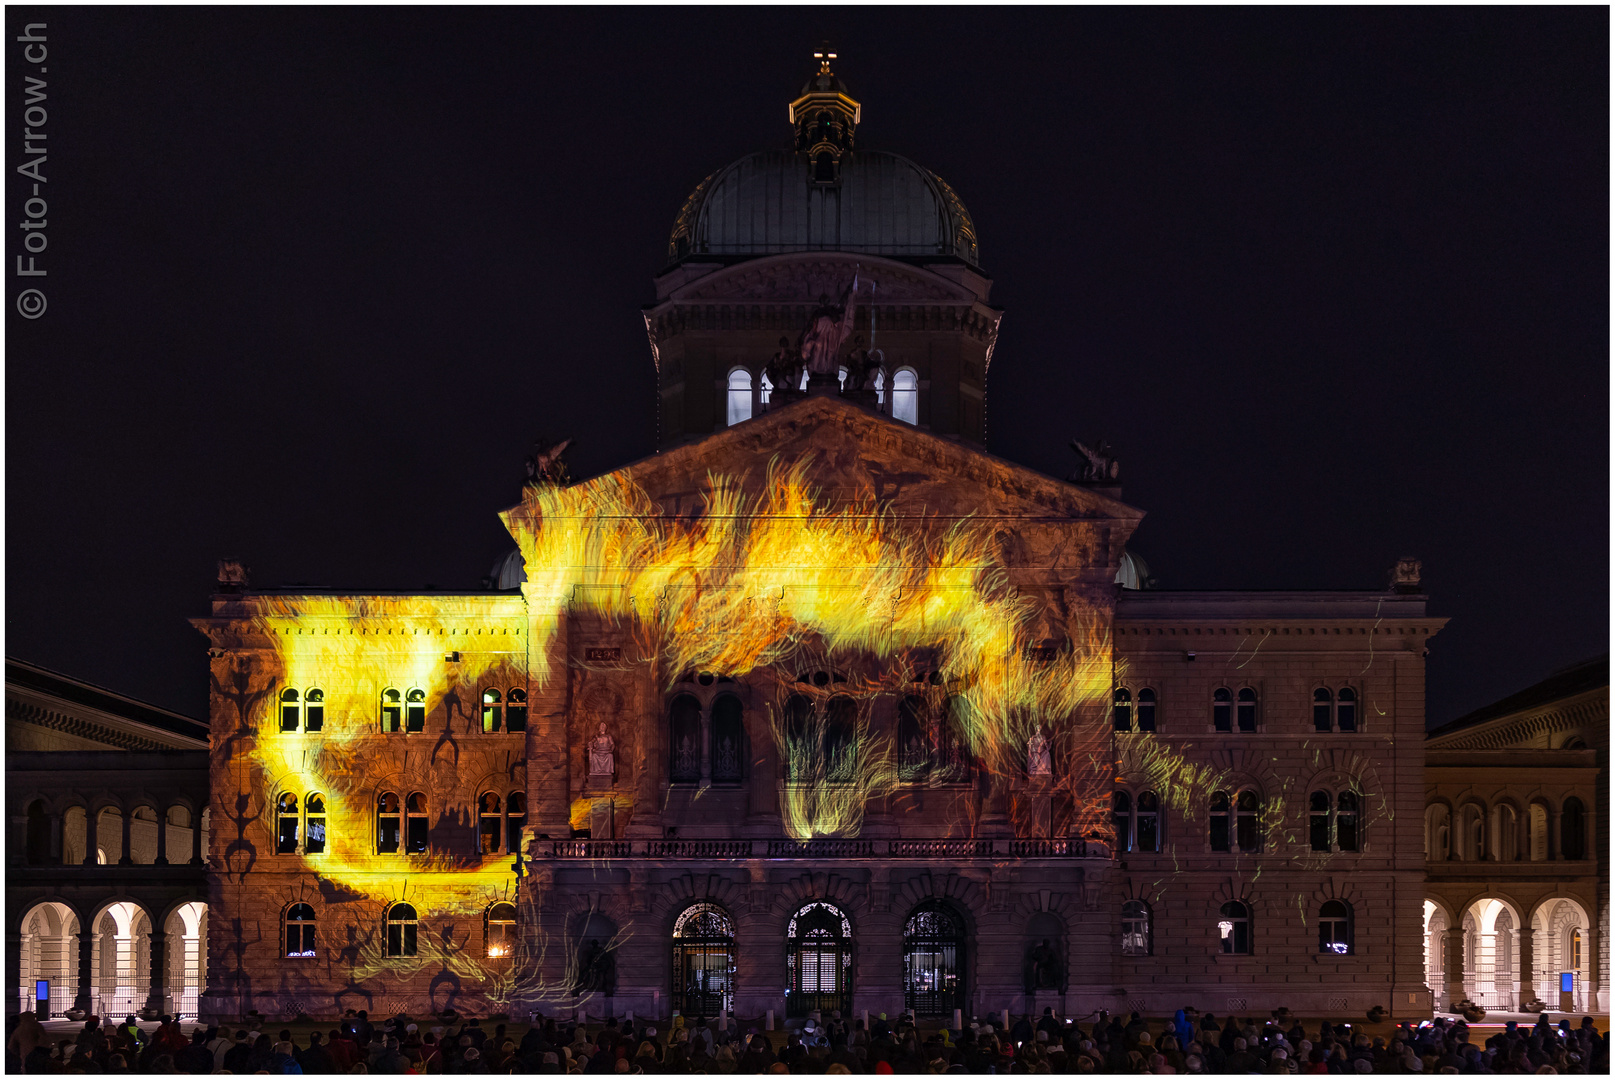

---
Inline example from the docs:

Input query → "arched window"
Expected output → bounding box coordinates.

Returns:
[786,901,852,1018]
[1493,803,1519,861]
[385,903,417,957]
[1210,791,1231,852]
[1571,928,1583,969]
[1528,803,1549,861]
[1218,901,1251,954]
[673,902,736,1018]
[1137,688,1157,733]
[1336,688,1356,732]
[405,793,428,854]
[898,696,930,782]
[479,793,502,854]
[506,688,527,733]
[1561,797,1586,860]
[1310,791,1332,852]
[1113,687,1132,732]
[376,792,401,854]
[1319,900,1352,954]
[1112,791,1133,853]
[486,902,517,959]
[903,902,965,1017]
[1337,791,1359,852]
[405,688,426,733]
[782,694,814,783]
[276,794,300,854]
[1235,790,1262,852]
[280,689,300,732]
[305,794,326,855]
[937,696,972,783]
[380,688,402,733]
[727,368,753,426]
[711,694,744,784]
[25,801,49,865]
[890,368,918,425]
[1426,803,1451,861]
[1137,791,1161,852]
[669,694,702,784]
[824,696,857,783]
[481,689,502,733]
[285,904,316,958]
[1313,688,1333,733]
[1236,688,1258,732]
[506,792,526,856]
[1122,900,1152,956]
[1212,688,1232,732]
[304,688,324,732]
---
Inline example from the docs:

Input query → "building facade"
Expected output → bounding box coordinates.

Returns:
[6,659,211,1020]
[52,59,1593,1027]
[1423,657,1607,1015]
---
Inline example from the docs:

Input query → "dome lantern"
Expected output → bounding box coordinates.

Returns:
[789,47,861,184]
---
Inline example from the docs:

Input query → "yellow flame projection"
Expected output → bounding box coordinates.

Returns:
[242,458,1121,1004]
[508,457,1116,786]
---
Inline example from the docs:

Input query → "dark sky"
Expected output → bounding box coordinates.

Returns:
[7,8,1607,727]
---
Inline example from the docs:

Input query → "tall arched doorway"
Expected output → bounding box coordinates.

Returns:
[1461,897,1521,1010]
[19,902,79,1017]
[786,901,852,1018]
[903,901,965,1018]
[92,901,151,1017]
[1531,898,1592,1011]
[671,902,735,1019]
[1423,900,1450,1010]
[165,902,207,1019]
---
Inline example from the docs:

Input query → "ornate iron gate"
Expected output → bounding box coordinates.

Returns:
[672,903,734,1019]
[904,902,965,1017]
[787,901,852,1018]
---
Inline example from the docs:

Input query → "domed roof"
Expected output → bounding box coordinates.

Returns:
[667,149,980,268]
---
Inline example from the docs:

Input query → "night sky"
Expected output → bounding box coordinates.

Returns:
[6,8,1607,727]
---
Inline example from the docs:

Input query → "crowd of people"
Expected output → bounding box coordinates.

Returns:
[4,1005,1609,1073]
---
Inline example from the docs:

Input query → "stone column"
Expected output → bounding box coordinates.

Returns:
[83,809,100,866]
[154,809,169,866]
[1519,920,1535,1010]
[74,928,94,1013]
[6,928,22,1018]
[1445,929,1466,1011]
[145,930,167,1015]
[190,809,204,865]
[119,809,134,866]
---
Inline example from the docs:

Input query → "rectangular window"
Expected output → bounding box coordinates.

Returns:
[1210,816,1230,852]
[506,698,527,733]
[1236,700,1256,733]
[1213,702,1231,733]
[1236,814,1259,853]
[406,817,428,855]
[277,817,298,854]
[1137,814,1158,853]
[1337,814,1358,853]
[1337,698,1356,732]
[378,819,400,855]
[1314,701,1332,733]
[305,816,326,855]
[388,922,417,957]
[1311,812,1331,852]
[305,701,324,732]
[480,817,501,855]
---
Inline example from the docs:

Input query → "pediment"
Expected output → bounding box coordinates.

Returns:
[670,252,977,306]
[593,395,1143,525]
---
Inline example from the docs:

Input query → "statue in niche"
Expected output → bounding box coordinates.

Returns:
[588,723,615,778]
[1027,726,1052,777]
[1024,937,1065,993]
[799,271,861,377]
[576,939,617,996]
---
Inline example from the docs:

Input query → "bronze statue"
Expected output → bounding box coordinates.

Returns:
[1068,438,1119,483]
[1024,937,1065,994]
[799,272,861,377]
[525,438,573,488]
